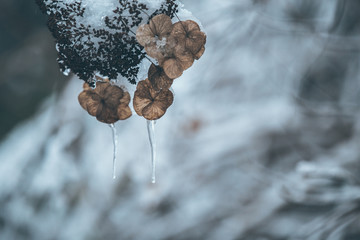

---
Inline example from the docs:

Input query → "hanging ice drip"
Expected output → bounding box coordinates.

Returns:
[36,0,206,183]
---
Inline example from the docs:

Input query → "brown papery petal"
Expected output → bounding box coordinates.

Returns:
[142,102,166,120]
[148,64,173,90]
[133,79,153,116]
[104,85,124,108]
[120,91,131,105]
[136,24,155,47]
[94,82,109,96]
[184,20,201,32]
[149,14,173,37]
[134,79,153,100]
[78,91,101,117]
[194,46,205,60]
[186,31,206,55]
[133,96,153,117]
[163,58,184,79]
[83,83,91,90]
[87,95,101,117]
[171,21,187,39]
[117,104,132,120]
[178,51,194,71]
[96,104,118,124]
[155,90,174,112]
[172,44,194,71]
[78,91,90,110]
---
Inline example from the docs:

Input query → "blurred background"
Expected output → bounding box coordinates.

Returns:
[0,0,360,239]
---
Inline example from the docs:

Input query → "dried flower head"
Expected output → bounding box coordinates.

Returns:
[161,44,194,79]
[171,20,206,57]
[136,14,173,47]
[136,14,176,61]
[133,79,174,120]
[78,82,132,124]
[148,63,173,91]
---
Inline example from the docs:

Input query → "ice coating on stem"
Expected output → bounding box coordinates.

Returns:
[147,120,157,183]
[109,123,118,179]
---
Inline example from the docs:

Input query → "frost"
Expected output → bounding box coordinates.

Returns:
[62,68,71,76]
[156,37,167,48]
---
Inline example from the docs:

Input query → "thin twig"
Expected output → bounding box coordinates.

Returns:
[145,56,156,65]
[174,12,186,31]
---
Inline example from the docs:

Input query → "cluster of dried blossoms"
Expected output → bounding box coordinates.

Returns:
[78,78,132,124]
[78,13,206,123]
[133,14,206,120]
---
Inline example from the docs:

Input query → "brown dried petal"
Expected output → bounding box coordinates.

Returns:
[83,83,91,90]
[142,103,165,120]
[78,91,90,110]
[87,94,101,117]
[177,50,194,71]
[148,64,173,90]
[149,14,173,38]
[120,91,131,105]
[78,91,101,117]
[133,80,153,116]
[142,90,174,120]
[163,58,184,79]
[94,82,109,96]
[96,103,118,124]
[136,24,154,47]
[117,104,132,120]
[185,31,206,55]
[194,46,205,60]
[162,45,194,78]
[154,90,174,112]
[134,98,152,117]
[104,85,124,108]
[187,20,201,31]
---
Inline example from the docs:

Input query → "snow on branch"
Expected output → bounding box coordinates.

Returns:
[36,0,179,85]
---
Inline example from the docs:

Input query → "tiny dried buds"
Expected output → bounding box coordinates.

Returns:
[133,79,174,120]
[78,82,132,124]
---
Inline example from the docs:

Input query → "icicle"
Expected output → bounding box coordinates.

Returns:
[147,120,157,184]
[109,123,118,179]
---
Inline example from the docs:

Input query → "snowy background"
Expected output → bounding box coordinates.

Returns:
[1,0,360,239]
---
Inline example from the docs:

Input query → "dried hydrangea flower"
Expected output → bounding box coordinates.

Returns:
[136,14,174,61]
[161,44,194,79]
[171,20,206,57]
[148,63,174,91]
[78,82,132,124]
[133,79,174,120]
